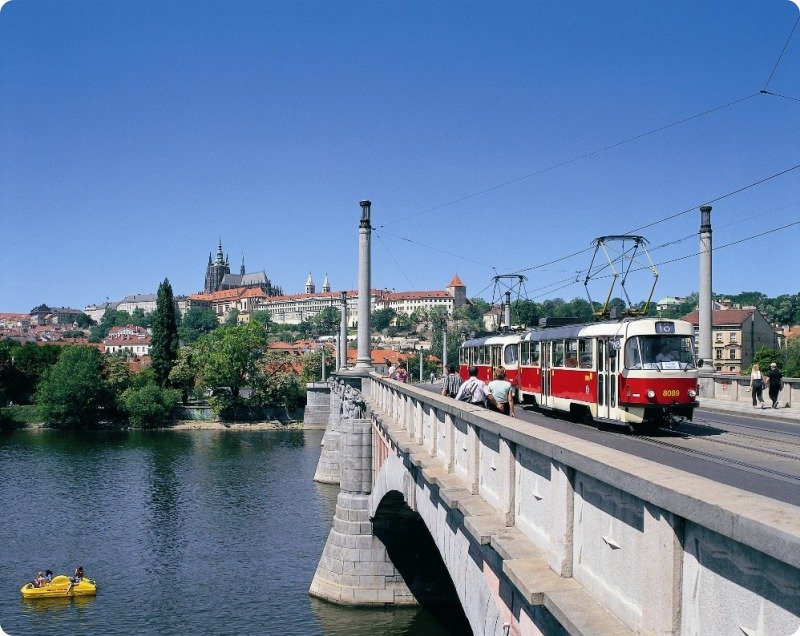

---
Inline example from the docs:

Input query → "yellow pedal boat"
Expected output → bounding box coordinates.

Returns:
[21,575,97,599]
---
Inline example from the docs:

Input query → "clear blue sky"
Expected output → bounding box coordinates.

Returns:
[1,0,798,313]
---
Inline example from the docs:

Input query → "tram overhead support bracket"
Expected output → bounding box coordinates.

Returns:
[583,235,658,319]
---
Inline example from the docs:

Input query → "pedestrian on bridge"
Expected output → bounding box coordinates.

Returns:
[767,362,784,409]
[441,364,462,398]
[750,363,765,408]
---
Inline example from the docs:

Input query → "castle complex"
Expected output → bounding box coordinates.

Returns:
[203,240,282,296]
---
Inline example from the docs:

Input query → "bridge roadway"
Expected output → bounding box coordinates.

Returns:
[309,375,800,636]
[416,382,800,508]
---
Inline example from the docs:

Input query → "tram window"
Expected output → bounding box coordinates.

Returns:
[578,339,593,369]
[504,344,518,365]
[520,343,529,365]
[531,342,540,365]
[553,341,565,367]
[625,338,643,369]
[565,340,578,368]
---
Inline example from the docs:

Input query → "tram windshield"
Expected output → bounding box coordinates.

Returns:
[624,335,696,370]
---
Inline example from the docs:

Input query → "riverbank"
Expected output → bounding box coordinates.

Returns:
[1,408,324,431]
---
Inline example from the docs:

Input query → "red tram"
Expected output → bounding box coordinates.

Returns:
[459,318,700,430]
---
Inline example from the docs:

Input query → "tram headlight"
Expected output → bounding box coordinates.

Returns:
[646,389,656,399]
[688,389,697,398]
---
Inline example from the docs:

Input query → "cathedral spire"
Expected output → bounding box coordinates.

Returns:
[240,254,246,276]
[305,271,315,294]
[322,273,330,293]
[216,239,224,264]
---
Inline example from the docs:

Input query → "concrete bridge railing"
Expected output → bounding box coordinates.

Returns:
[699,372,799,407]
[361,375,800,635]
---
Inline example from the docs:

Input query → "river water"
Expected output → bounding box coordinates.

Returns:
[0,428,453,635]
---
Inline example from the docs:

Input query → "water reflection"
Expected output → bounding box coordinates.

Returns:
[0,428,454,635]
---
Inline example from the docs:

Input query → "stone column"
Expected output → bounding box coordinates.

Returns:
[313,379,343,484]
[354,200,373,371]
[698,205,713,364]
[303,381,331,427]
[339,291,348,370]
[310,384,415,605]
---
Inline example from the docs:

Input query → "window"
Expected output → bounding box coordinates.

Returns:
[565,339,579,368]
[729,348,737,360]
[716,349,723,360]
[504,344,518,365]
[531,342,540,365]
[715,332,723,343]
[579,339,593,369]
[553,341,565,367]
[729,332,737,343]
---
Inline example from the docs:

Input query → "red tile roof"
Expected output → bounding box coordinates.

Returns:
[448,274,465,287]
[382,291,452,301]
[189,287,268,302]
[681,309,755,326]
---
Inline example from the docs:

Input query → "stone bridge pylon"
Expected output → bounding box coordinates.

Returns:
[309,377,416,605]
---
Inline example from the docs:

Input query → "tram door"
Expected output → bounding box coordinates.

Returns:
[596,339,617,419]
[539,341,551,407]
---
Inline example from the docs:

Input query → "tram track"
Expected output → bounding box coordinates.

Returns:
[665,421,800,462]
[521,406,800,485]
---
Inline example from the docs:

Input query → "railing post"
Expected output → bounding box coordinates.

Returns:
[641,505,683,633]
[443,413,455,472]
[467,423,480,495]
[414,400,424,445]
[499,436,515,526]
[547,460,575,577]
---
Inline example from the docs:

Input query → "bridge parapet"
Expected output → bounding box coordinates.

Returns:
[367,375,800,635]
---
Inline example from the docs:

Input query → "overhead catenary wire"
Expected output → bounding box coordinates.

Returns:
[763,14,800,91]
[376,93,760,229]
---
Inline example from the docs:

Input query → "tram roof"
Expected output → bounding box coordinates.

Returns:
[462,333,519,348]
[521,317,694,341]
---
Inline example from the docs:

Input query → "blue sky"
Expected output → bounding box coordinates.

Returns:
[1,0,798,313]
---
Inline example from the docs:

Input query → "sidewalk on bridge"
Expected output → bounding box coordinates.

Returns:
[697,396,800,423]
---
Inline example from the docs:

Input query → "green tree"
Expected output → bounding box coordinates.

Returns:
[372,308,397,332]
[129,307,153,327]
[151,278,179,387]
[309,307,340,337]
[73,313,94,328]
[121,384,180,428]
[8,343,62,403]
[179,307,220,344]
[89,308,133,341]
[168,347,197,404]
[225,308,240,326]
[194,322,267,399]
[102,354,132,396]
[250,310,272,331]
[36,346,113,428]
[251,350,304,409]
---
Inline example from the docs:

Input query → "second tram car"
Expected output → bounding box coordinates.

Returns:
[459,318,700,430]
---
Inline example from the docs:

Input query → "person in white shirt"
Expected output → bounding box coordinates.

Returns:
[454,366,487,406]
[655,344,675,363]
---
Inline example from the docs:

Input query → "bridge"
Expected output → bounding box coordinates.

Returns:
[308,374,800,635]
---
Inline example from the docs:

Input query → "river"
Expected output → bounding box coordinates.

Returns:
[0,428,454,635]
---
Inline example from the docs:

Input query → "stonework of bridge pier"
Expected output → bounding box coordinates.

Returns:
[310,374,800,635]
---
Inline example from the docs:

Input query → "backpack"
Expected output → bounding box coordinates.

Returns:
[458,381,475,402]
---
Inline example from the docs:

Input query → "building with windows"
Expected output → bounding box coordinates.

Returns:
[187,287,269,322]
[681,308,777,373]
[102,325,152,357]
[256,275,468,327]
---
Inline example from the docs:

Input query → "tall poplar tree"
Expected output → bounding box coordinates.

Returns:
[151,278,179,387]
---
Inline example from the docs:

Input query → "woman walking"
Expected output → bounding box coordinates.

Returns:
[750,363,765,409]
